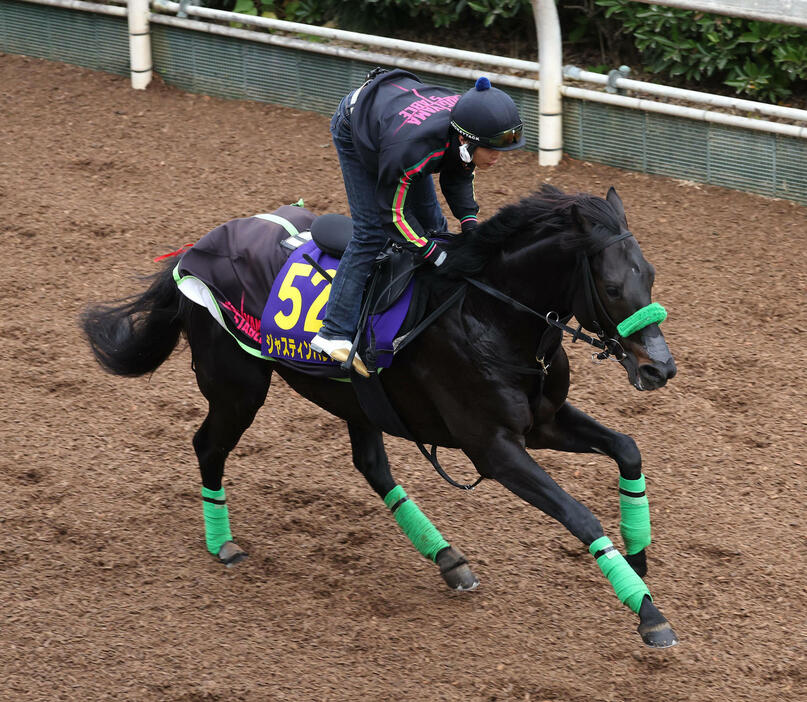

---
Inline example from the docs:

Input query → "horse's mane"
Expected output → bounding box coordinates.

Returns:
[439,184,624,278]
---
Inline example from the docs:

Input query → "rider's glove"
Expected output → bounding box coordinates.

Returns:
[421,242,447,267]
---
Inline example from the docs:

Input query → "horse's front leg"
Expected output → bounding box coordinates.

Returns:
[527,401,651,578]
[467,431,678,648]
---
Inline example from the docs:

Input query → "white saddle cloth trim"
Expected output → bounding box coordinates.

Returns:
[176,276,228,331]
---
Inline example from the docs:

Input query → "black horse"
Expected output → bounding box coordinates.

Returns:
[81,185,679,648]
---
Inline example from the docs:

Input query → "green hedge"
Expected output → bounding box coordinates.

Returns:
[597,0,807,102]
[226,0,526,30]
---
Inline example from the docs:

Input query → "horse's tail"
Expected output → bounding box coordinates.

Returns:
[80,262,185,377]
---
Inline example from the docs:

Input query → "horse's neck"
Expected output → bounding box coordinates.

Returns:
[481,243,576,318]
[461,245,576,363]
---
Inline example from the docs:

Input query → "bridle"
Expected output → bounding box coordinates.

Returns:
[465,231,644,376]
[574,229,636,361]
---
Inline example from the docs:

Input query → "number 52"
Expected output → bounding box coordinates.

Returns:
[273,262,337,333]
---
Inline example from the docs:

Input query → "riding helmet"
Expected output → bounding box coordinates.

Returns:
[450,77,525,151]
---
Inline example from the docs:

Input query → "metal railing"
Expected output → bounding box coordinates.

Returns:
[2,0,806,204]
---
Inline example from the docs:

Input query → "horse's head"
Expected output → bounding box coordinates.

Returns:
[571,188,677,391]
[436,184,676,390]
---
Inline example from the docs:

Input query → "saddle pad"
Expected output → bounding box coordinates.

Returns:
[174,207,317,358]
[260,239,414,369]
[173,209,415,373]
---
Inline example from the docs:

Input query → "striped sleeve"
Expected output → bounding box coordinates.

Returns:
[440,167,479,231]
[389,144,449,248]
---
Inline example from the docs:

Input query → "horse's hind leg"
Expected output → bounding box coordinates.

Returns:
[189,311,272,566]
[347,422,478,591]
[527,401,652,578]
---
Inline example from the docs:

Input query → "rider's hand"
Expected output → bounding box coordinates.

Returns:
[421,243,447,267]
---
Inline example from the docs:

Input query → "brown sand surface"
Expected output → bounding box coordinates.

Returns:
[1,53,805,702]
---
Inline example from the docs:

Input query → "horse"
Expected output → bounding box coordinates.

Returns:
[81,184,679,648]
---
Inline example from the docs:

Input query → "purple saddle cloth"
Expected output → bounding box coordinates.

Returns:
[260,239,413,370]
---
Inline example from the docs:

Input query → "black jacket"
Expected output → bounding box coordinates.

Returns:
[349,69,479,254]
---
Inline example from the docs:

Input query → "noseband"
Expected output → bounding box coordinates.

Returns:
[577,231,667,361]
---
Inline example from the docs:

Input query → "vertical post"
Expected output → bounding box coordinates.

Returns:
[127,0,152,90]
[533,0,563,165]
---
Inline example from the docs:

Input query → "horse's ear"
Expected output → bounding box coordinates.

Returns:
[606,187,629,228]
[571,204,593,235]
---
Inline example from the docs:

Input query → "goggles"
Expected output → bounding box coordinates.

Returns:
[481,124,523,149]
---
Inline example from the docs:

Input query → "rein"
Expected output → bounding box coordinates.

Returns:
[463,276,625,377]
[462,230,670,376]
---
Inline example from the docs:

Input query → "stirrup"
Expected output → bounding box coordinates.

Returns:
[311,334,370,377]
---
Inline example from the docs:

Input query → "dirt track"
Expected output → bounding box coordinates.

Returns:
[2,53,806,702]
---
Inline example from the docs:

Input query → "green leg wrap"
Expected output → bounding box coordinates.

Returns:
[202,486,232,556]
[383,485,450,562]
[619,474,651,555]
[589,536,652,613]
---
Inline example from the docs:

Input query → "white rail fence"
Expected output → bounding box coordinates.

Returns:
[18,0,807,148]
[140,0,807,165]
[4,0,807,201]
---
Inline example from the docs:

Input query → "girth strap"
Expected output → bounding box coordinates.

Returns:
[351,371,483,490]
[352,371,415,441]
[348,275,480,490]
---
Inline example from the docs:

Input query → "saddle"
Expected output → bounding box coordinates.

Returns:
[309,213,419,315]
[297,212,429,373]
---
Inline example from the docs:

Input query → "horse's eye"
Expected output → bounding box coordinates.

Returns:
[605,286,620,298]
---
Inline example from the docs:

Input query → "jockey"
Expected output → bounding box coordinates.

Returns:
[311,68,526,376]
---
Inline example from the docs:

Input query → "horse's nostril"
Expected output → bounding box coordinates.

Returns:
[639,364,666,386]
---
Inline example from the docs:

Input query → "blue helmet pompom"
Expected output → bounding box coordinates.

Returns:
[475,76,491,91]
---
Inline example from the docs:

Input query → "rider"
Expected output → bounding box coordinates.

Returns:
[311,68,526,376]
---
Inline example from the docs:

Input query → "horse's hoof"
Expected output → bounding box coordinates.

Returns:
[436,546,479,591]
[638,621,679,648]
[625,549,648,577]
[217,541,248,568]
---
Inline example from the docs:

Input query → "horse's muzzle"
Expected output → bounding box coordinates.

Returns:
[622,326,676,391]
[635,357,677,390]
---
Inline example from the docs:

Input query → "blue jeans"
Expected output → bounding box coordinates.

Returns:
[318,94,448,341]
